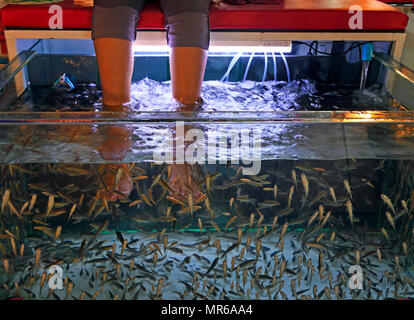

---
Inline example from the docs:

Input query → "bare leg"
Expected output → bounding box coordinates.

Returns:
[94,37,134,107]
[94,37,134,201]
[170,46,208,106]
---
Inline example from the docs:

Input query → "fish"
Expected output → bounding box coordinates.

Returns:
[237,259,256,270]
[345,200,354,226]
[221,242,239,260]
[272,216,278,229]
[204,257,219,277]
[237,228,243,245]
[381,194,396,214]
[129,200,142,207]
[292,170,297,185]
[166,196,185,207]
[344,180,352,199]
[7,201,22,219]
[307,211,319,227]
[46,194,55,216]
[305,242,327,251]
[204,197,211,216]
[54,226,62,243]
[26,193,37,214]
[256,240,262,259]
[68,204,77,219]
[402,242,408,256]
[329,232,336,245]
[301,173,309,199]
[198,218,203,235]
[295,165,315,173]
[133,175,148,181]
[256,213,264,228]
[280,259,286,278]
[150,170,164,190]
[385,211,395,230]
[249,213,254,230]
[307,191,327,207]
[121,239,127,255]
[115,231,125,245]
[381,228,390,242]
[19,201,29,216]
[44,209,66,217]
[329,187,336,203]
[157,178,174,194]
[320,211,331,227]
[280,223,289,239]
[1,189,10,212]
[3,258,9,274]
[211,220,222,233]
[66,282,74,299]
[315,233,324,243]
[34,225,55,237]
[376,248,382,262]
[401,200,408,213]
[225,216,237,231]
[237,194,255,203]
[288,186,295,208]
[258,200,280,208]
[140,193,151,206]
[188,192,194,216]
[153,252,158,268]
[114,167,123,189]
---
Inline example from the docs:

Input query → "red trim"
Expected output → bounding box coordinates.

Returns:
[0,0,408,31]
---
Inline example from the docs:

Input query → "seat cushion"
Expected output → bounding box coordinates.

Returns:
[0,0,409,31]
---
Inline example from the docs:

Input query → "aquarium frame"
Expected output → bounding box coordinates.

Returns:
[1,110,414,124]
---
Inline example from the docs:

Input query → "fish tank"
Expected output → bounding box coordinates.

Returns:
[0,39,413,301]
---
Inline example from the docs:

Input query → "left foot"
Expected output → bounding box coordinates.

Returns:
[98,164,133,202]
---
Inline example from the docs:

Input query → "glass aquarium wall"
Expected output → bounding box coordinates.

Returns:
[0,39,413,300]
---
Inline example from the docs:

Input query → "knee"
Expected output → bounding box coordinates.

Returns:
[165,12,210,50]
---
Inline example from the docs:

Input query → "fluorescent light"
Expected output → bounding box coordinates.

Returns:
[209,45,291,53]
[134,45,291,54]
[133,45,170,52]
[134,32,292,53]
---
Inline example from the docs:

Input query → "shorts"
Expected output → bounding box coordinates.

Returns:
[92,0,211,50]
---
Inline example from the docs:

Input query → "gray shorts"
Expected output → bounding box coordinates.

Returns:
[92,0,211,50]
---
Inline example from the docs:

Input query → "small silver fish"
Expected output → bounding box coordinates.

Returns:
[385,211,395,230]
[329,187,336,203]
[381,194,395,214]
[301,173,309,200]
[288,186,295,208]
[344,180,352,199]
